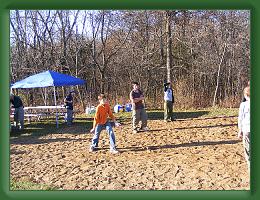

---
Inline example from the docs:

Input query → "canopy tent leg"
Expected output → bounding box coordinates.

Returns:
[44,87,47,106]
[53,86,59,128]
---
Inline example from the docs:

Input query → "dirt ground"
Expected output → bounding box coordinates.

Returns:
[10,114,250,190]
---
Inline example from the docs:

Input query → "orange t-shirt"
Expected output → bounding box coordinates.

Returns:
[93,103,115,127]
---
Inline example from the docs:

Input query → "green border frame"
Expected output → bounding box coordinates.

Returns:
[0,0,259,199]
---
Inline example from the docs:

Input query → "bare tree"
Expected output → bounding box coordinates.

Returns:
[88,10,133,93]
[10,10,250,109]
[165,11,173,83]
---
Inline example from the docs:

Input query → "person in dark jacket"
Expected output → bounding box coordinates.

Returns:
[10,94,24,130]
[64,91,75,125]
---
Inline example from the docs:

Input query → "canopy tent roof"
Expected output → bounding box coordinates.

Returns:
[11,70,85,88]
[11,70,86,128]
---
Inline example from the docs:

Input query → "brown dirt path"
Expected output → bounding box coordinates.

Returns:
[10,116,249,190]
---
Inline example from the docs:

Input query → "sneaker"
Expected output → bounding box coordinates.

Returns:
[133,130,138,134]
[110,149,119,154]
[141,127,149,131]
[89,146,96,152]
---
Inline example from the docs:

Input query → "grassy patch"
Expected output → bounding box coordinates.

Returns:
[10,107,238,137]
[10,115,93,137]
[10,179,57,190]
[148,107,238,120]
[203,107,238,117]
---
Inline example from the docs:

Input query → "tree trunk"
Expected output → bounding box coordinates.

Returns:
[213,43,227,107]
[166,11,173,83]
[100,70,105,94]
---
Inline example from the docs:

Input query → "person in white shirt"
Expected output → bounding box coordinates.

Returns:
[238,86,250,172]
[164,82,175,122]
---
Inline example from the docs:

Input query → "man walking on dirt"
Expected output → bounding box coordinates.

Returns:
[130,81,148,134]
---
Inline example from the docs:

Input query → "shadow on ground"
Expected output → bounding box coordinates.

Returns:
[10,120,93,145]
[10,120,92,137]
[148,110,210,120]
[175,123,238,130]
[118,139,241,153]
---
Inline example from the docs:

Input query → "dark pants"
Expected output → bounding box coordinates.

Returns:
[243,132,250,172]
[164,100,173,121]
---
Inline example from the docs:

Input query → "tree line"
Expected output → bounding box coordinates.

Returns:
[10,10,250,111]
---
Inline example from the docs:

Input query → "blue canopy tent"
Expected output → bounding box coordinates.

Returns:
[11,70,85,88]
[11,70,86,127]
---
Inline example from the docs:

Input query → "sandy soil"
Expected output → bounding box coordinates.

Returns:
[10,115,250,190]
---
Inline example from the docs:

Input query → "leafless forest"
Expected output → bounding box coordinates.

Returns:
[10,10,250,110]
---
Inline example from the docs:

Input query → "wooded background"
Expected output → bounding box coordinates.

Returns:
[10,10,250,111]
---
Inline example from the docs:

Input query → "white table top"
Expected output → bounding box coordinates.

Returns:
[24,105,66,110]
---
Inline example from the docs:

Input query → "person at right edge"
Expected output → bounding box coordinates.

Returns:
[164,82,175,122]
[238,86,250,174]
[242,81,250,102]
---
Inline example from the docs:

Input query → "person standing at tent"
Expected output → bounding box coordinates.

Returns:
[164,82,175,122]
[64,91,75,126]
[10,94,24,130]
[130,81,148,134]
[89,94,119,154]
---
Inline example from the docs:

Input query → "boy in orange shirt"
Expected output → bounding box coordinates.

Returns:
[89,94,119,154]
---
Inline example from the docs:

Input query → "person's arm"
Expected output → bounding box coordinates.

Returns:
[238,103,244,139]
[130,91,144,103]
[10,99,14,107]
[164,84,168,92]
[90,106,99,132]
[171,89,174,103]
[130,91,135,104]
[107,104,116,122]
[107,104,121,127]
[134,96,144,103]
[64,95,73,103]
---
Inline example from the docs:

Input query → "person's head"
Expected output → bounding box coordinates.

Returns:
[132,81,139,90]
[98,94,107,105]
[243,86,250,100]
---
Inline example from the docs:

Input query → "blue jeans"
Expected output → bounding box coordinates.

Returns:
[91,121,116,150]
[65,109,73,125]
[14,107,24,129]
